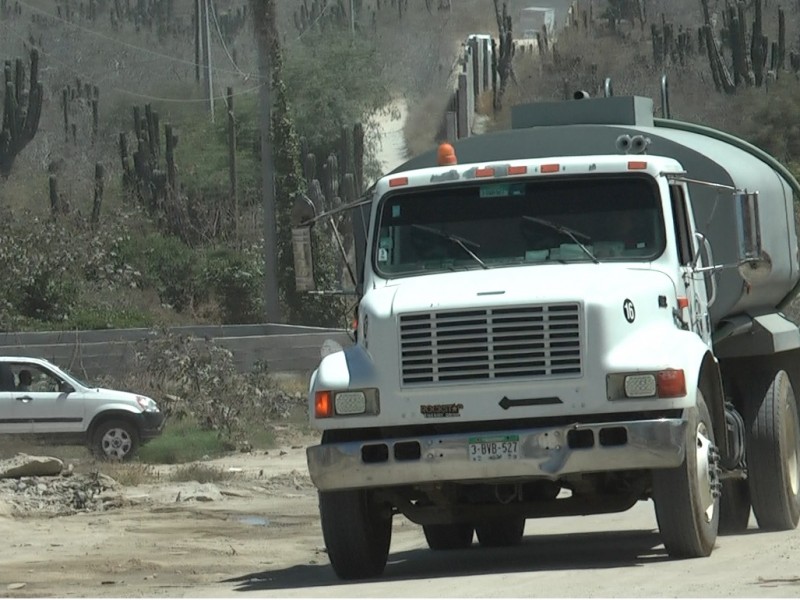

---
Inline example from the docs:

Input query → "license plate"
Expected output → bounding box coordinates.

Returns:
[468,435,520,462]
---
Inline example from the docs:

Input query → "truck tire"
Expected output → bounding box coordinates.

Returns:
[475,517,525,547]
[319,489,392,580]
[423,523,474,550]
[746,370,800,531]
[91,419,139,461]
[718,479,751,534]
[652,389,720,557]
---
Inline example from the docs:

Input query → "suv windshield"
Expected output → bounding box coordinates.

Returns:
[373,175,665,277]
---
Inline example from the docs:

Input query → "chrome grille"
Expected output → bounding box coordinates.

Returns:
[400,304,582,385]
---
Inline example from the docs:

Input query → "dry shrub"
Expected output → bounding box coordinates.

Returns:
[169,463,232,484]
[94,329,303,449]
[100,463,160,486]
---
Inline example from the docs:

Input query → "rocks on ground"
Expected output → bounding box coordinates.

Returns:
[0,453,121,516]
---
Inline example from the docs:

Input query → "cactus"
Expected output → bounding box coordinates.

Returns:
[0,49,43,178]
[492,0,514,110]
[123,103,178,220]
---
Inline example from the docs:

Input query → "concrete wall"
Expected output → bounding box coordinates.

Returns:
[0,324,353,378]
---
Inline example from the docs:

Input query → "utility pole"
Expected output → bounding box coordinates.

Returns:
[349,0,355,36]
[204,0,215,122]
[194,0,201,82]
[252,0,281,323]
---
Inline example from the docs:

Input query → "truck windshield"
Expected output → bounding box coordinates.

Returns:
[373,175,665,277]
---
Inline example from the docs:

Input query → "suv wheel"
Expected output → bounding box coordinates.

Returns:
[92,420,139,461]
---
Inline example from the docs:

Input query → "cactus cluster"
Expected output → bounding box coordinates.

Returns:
[61,79,99,145]
[0,49,43,179]
[652,19,695,67]
[701,0,789,93]
[293,0,351,35]
[0,0,22,19]
[119,104,179,225]
[109,0,188,37]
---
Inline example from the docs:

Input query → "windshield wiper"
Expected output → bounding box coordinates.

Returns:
[522,216,599,264]
[411,225,489,269]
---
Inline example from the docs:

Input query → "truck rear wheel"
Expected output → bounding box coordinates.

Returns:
[319,490,392,580]
[423,523,474,550]
[746,370,800,531]
[475,517,525,547]
[718,479,751,534]
[652,390,720,557]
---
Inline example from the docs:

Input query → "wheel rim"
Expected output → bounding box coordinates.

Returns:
[101,428,132,459]
[784,392,800,496]
[696,422,716,523]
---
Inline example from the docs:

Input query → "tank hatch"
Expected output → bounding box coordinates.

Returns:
[511,96,655,129]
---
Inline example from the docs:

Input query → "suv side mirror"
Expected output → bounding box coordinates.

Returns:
[734,190,772,284]
[59,381,75,394]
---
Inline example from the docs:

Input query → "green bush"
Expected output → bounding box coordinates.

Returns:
[201,246,263,323]
[138,420,232,464]
[116,232,202,312]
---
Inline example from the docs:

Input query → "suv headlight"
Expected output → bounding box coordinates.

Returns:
[136,395,160,412]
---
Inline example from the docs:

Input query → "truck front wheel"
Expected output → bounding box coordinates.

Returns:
[423,523,474,550]
[319,489,392,580]
[652,389,720,557]
[475,517,526,547]
[746,370,800,531]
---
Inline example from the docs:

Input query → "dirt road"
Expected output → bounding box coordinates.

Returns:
[3,438,800,598]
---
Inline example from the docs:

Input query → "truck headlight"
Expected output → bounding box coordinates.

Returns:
[607,369,686,400]
[624,374,657,398]
[315,389,380,418]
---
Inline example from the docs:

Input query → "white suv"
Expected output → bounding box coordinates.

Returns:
[0,356,164,460]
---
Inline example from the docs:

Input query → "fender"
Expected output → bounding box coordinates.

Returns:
[605,322,726,452]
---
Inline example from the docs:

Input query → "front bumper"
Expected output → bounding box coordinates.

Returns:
[307,417,687,491]
[138,411,166,441]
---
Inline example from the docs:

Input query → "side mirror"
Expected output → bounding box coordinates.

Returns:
[291,195,318,292]
[734,190,772,284]
[59,381,74,394]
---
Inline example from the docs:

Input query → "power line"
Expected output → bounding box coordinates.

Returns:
[0,20,260,104]
[14,0,262,81]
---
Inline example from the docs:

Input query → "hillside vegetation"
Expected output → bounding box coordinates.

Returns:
[1,0,800,333]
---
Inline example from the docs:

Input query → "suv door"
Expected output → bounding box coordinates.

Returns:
[10,363,85,434]
[0,363,33,434]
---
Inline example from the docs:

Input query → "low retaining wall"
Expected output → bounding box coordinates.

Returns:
[0,324,352,378]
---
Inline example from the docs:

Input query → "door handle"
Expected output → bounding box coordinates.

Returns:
[15,396,33,403]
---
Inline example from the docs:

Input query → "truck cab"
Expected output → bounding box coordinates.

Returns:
[303,95,800,580]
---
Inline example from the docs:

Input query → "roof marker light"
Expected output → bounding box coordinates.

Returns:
[389,177,408,187]
[437,142,457,166]
[475,167,495,177]
[508,165,528,175]
[541,163,560,173]
[628,161,648,170]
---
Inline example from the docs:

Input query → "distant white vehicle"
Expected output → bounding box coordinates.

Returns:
[519,6,555,38]
[0,356,164,460]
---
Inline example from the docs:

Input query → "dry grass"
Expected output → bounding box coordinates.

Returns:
[168,463,233,484]
[99,462,161,486]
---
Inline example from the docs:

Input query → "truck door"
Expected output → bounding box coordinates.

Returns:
[669,183,713,345]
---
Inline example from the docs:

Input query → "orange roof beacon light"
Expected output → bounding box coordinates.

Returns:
[437,142,457,166]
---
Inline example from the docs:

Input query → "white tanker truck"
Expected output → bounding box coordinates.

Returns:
[298,89,800,579]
